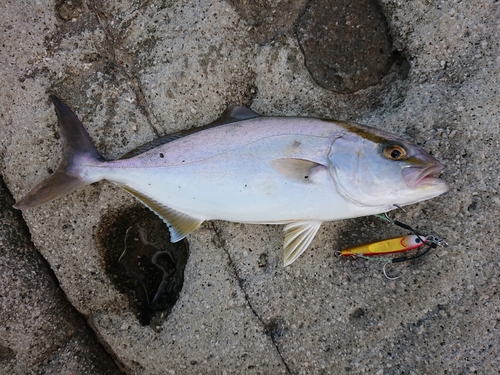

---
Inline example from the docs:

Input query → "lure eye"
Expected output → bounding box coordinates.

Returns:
[383,145,407,161]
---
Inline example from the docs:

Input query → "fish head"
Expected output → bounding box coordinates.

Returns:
[328,123,450,210]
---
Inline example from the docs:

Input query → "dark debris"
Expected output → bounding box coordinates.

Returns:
[97,206,189,326]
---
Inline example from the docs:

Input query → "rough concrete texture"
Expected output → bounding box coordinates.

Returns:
[0,178,122,374]
[1,0,499,374]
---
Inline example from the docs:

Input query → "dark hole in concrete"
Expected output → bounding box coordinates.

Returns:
[266,317,287,340]
[350,307,365,321]
[97,206,189,326]
[258,253,268,268]
[55,0,84,21]
[0,344,15,360]
[297,0,409,94]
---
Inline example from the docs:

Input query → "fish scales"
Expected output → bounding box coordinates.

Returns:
[99,117,346,223]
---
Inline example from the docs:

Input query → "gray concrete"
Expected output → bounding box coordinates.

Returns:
[1,0,499,374]
[0,178,122,373]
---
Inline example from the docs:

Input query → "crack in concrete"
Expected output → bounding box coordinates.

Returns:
[209,222,293,375]
[86,0,165,138]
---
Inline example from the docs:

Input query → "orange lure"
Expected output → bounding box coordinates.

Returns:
[339,234,426,257]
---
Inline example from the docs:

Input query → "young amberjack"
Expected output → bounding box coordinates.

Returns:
[15,96,450,265]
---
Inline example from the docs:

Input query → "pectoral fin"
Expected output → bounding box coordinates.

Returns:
[270,158,325,183]
[282,221,322,266]
[120,186,203,242]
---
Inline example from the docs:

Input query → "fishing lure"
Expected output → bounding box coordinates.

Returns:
[337,214,448,279]
[338,234,427,257]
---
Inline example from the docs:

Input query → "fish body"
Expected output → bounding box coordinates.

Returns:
[15,97,450,265]
[101,117,371,223]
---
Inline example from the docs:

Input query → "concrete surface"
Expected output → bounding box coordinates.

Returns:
[0,177,122,373]
[1,0,499,374]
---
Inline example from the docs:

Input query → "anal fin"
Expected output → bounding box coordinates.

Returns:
[282,221,322,266]
[120,186,203,242]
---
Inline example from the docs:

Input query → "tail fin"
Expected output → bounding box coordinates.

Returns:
[13,96,105,210]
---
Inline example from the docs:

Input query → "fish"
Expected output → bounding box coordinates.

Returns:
[14,96,450,266]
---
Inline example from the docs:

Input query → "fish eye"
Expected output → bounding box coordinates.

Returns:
[383,145,407,161]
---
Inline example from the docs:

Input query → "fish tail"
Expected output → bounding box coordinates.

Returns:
[13,96,106,210]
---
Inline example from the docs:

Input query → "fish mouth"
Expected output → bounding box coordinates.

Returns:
[402,163,449,190]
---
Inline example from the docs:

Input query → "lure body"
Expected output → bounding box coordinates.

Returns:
[339,234,426,257]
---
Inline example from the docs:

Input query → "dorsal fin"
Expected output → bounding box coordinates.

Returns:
[120,105,260,159]
[222,105,261,121]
